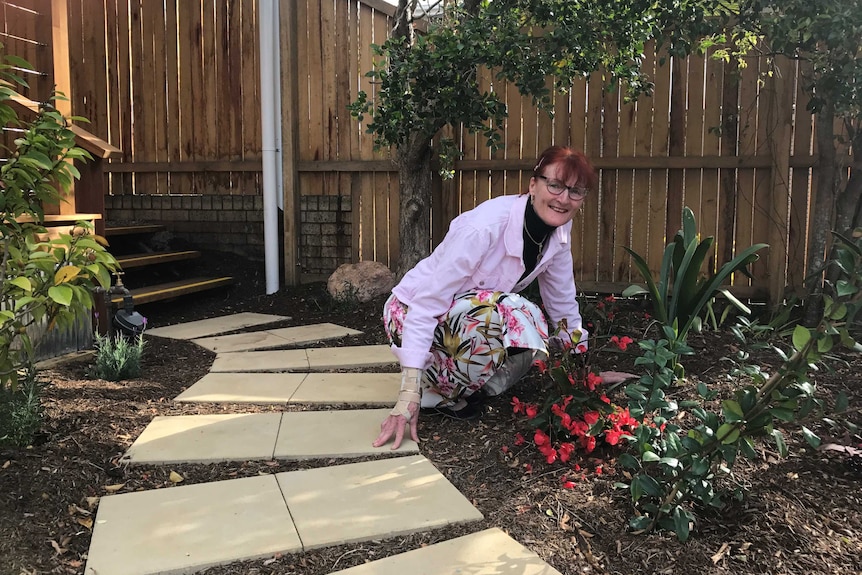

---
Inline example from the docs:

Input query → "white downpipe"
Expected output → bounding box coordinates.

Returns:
[259,0,281,294]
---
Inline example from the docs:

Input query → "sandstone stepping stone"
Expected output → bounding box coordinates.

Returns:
[289,372,400,405]
[306,344,395,369]
[174,372,400,405]
[274,408,415,459]
[85,475,301,575]
[122,410,417,465]
[192,322,362,353]
[276,455,483,549]
[146,312,289,340]
[122,413,282,464]
[209,345,395,373]
[174,372,307,404]
[328,528,563,574]
[210,348,310,372]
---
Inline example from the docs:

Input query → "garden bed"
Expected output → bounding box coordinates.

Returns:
[0,252,860,575]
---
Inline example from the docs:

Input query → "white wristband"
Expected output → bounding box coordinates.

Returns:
[391,367,421,420]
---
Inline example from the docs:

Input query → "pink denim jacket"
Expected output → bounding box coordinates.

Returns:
[391,193,587,369]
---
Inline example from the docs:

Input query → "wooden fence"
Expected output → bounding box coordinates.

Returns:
[2,0,851,298]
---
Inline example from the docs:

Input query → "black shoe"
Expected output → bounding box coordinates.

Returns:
[420,399,482,421]
[464,388,488,406]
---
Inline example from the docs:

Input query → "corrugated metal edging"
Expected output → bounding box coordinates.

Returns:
[3,299,94,364]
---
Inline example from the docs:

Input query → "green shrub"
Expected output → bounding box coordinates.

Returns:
[622,206,767,345]
[0,369,44,447]
[0,48,118,392]
[89,333,145,381]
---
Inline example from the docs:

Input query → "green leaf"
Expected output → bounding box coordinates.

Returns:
[618,453,640,470]
[641,451,660,462]
[673,506,691,542]
[771,429,788,458]
[638,474,663,497]
[9,276,31,291]
[834,391,849,413]
[722,400,744,422]
[792,325,811,351]
[769,407,794,422]
[47,285,73,306]
[801,426,821,449]
[629,515,652,531]
[622,284,649,297]
[739,437,757,459]
[659,457,680,468]
[630,476,644,502]
[717,423,740,444]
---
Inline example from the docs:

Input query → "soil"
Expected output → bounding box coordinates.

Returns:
[1,250,860,575]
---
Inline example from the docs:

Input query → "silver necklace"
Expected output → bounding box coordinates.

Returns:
[523,219,547,252]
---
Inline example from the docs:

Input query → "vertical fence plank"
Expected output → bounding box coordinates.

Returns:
[598,85,619,282]
[701,49,723,275]
[578,74,604,283]
[615,86,636,282]
[631,43,655,275]
[684,53,706,222]
[734,58,758,287]
[648,55,671,274]
[146,0,168,194]
[788,60,814,292]
[179,1,203,193]
[173,1,195,195]
[568,76,589,275]
[130,0,156,195]
[765,55,795,305]
[718,60,739,279]
[666,56,686,240]
[163,1,185,195]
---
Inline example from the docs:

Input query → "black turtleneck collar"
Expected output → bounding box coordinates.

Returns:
[520,199,557,281]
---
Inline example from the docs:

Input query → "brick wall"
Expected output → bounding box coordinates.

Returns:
[299,195,352,277]
[105,194,265,258]
[105,194,353,275]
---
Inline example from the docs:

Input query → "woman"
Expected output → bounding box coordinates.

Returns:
[374,145,596,450]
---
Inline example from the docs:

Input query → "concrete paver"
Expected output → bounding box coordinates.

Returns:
[210,348,310,372]
[146,312,289,340]
[122,413,282,464]
[85,475,301,575]
[174,372,307,404]
[305,344,396,369]
[289,372,400,405]
[267,323,362,346]
[123,410,417,465]
[274,408,417,459]
[276,455,483,550]
[329,528,564,575]
[191,323,362,353]
[209,345,396,373]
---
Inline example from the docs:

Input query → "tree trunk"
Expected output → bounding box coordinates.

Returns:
[395,132,434,278]
[802,103,838,325]
[833,121,861,237]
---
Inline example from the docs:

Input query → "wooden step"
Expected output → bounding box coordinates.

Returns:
[110,276,234,306]
[116,250,201,269]
[105,224,166,237]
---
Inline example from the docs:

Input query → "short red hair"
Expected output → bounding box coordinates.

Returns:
[532,146,597,191]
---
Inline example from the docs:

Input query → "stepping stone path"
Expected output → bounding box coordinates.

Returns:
[84,314,564,575]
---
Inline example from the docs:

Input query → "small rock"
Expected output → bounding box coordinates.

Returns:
[327,261,395,303]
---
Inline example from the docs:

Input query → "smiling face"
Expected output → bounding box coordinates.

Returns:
[528,162,586,227]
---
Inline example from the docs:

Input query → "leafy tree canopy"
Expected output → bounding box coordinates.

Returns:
[351,0,735,168]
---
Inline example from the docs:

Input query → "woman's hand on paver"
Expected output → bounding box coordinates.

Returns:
[372,401,419,450]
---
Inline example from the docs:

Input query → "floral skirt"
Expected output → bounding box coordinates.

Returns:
[383,290,549,401]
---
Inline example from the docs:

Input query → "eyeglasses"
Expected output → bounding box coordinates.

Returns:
[535,175,588,200]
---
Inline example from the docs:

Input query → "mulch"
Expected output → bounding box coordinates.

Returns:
[1,251,860,575]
